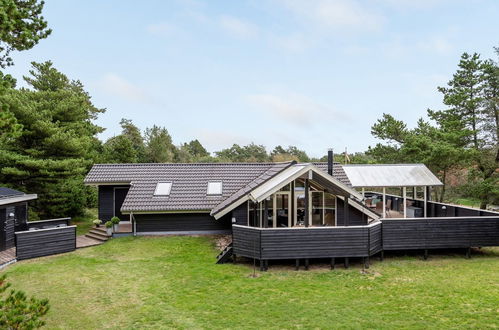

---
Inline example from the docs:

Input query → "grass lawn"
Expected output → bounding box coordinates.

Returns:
[70,208,97,235]
[2,236,498,329]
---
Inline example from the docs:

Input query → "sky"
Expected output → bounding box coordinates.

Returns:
[4,0,499,158]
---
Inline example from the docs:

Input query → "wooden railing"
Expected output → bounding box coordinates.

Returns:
[15,217,76,260]
[233,222,382,260]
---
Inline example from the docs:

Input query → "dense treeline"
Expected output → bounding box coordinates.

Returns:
[0,1,497,219]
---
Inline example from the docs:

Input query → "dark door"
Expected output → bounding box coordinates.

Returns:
[114,188,129,221]
[4,207,15,250]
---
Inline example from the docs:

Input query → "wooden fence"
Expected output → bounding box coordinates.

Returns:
[15,218,76,260]
[233,222,382,260]
[382,216,499,250]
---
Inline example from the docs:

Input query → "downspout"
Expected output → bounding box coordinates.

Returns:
[132,212,136,237]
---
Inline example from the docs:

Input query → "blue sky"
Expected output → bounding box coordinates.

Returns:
[5,0,499,158]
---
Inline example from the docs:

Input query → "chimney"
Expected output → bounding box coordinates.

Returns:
[327,148,334,176]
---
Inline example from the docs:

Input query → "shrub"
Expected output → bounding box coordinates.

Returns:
[110,216,120,225]
[92,219,102,226]
[105,221,113,228]
[0,274,50,329]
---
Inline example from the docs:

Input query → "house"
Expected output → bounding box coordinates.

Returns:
[0,187,37,252]
[84,155,385,235]
[84,151,499,269]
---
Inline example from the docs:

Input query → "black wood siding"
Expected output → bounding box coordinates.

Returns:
[135,213,231,233]
[382,217,499,250]
[232,223,382,260]
[15,226,76,260]
[231,202,248,226]
[337,198,369,226]
[4,207,15,250]
[233,225,261,258]
[98,185,129,222]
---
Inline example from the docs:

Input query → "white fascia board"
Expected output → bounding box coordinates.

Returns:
[211,195,249,220]
[0,194,38,206]
[249,164,311,202]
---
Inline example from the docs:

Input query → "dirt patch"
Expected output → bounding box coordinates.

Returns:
[213,235,232,251]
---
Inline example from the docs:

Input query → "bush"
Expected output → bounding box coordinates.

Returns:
[92,219,102,226]
[105,221,113,228]
[110,216,120,225]
[0,274,50,329]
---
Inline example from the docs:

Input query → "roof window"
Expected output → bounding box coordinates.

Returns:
[154,182,172,196]
[207,182,223,195]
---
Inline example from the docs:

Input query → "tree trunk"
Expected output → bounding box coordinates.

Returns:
[439,170,447,203]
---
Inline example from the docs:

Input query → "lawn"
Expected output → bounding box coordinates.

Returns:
[70,208,97,235]
[2,236,499,329]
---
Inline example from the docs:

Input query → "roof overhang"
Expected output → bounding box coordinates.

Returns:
[212,164,362,220]
[0,194,38,206]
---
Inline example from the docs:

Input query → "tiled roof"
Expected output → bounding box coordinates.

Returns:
[0,187,24,198]
[85,162,352,213]
[85,162,293,212]
[210,162,294,216]
[313,163,351,186]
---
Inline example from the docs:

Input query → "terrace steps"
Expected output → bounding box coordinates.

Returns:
[85,227,110,242]
[216,243,233,264]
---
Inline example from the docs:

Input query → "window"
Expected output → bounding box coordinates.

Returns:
[207,181,222,195]
[154,182,172,196]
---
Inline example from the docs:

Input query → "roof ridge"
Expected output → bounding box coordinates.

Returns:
[92,161,294,166]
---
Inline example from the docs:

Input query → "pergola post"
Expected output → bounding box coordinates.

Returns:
[264,198,269,228]
[344,196,349,226]
[403,187,407,218]
[423,186,428,218]
[382,187,386,218]
[304,179,309,227]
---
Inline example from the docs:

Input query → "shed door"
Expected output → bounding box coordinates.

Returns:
[114,188,129,221]
[4,207,15,250]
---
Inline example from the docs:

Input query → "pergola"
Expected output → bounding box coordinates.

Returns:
[342,164,443,218]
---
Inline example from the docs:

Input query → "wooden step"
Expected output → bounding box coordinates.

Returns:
[85,232,109,242]
[88,231,110,240]
[92,226,108,234]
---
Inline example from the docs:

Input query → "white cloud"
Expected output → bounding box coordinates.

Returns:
[98,73,147,103]
[247,92,349,127]
[276,0,385,32]
[218,15,259,39]
[197,129,253,152]
[417,36,453,55]
[146,22,179,36]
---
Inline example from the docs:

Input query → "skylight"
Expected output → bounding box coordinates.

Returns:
[207,182,223,195]
[154,182,172,196]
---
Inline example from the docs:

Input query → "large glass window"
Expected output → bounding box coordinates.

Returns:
[324,193,336,226]
[275,193,290,227]
[311,191,324,226]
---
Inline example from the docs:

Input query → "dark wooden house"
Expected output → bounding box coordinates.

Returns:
[0,187,37,251]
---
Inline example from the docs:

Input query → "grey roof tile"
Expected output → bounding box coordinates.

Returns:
[85,162,351,213]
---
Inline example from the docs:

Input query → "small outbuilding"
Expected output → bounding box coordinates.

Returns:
[0,187,37,251]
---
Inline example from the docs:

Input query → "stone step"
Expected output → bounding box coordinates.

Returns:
[85,232,109,242]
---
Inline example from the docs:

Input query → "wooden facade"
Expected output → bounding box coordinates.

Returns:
[15,225,76,260]
[98,185,130,222]
[135,213,232,234]
[0,202,28,251]
[233,222,382,260]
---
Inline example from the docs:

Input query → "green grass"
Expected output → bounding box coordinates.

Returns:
[3,237,499,329]
[447,197,482,208]
[70,208,97,235]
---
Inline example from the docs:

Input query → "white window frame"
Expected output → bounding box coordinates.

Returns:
[154,182,172,196]
[207,181,223,195]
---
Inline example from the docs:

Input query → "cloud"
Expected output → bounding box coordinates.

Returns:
[417,36,453,55]
[146,22,179,36]
[98,73,147,103]
[247,92,349,127]
[218,15,259,39]
[197,129,253,152]
[276,0,385,32]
